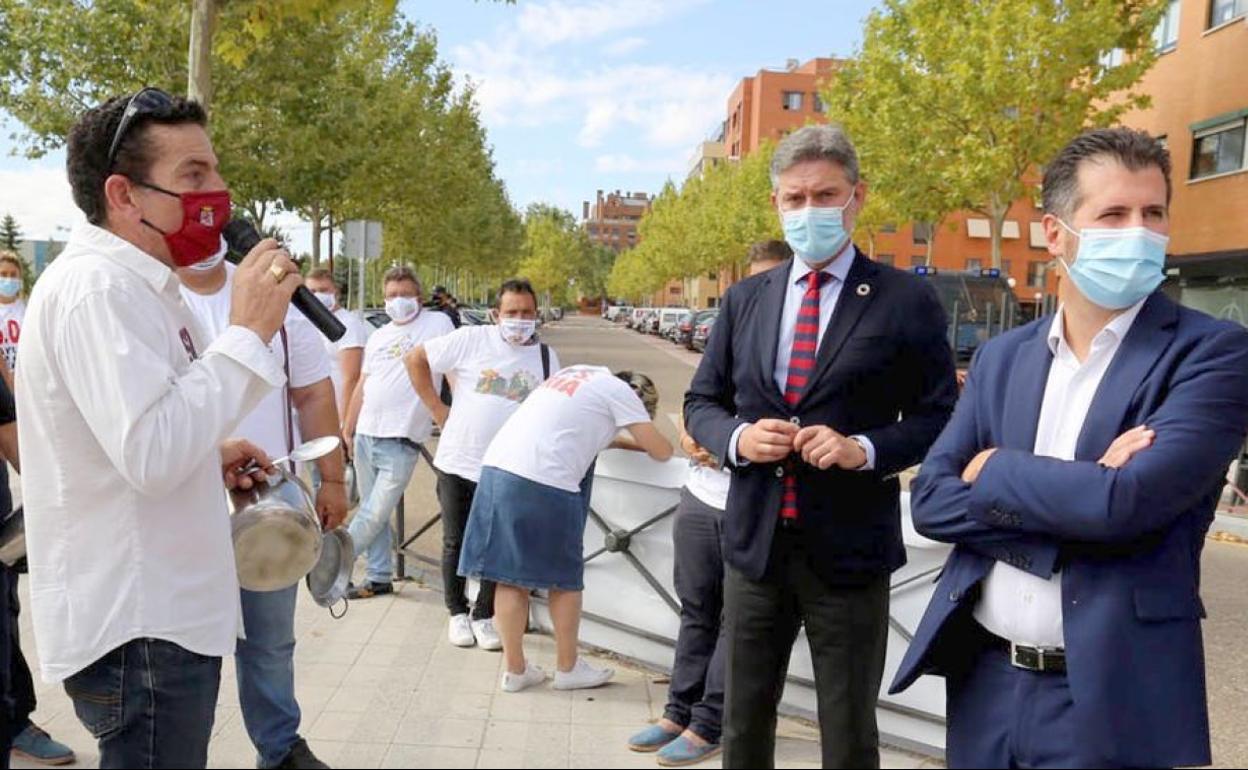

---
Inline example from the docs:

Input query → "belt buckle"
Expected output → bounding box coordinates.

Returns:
[1009,643,1061,672]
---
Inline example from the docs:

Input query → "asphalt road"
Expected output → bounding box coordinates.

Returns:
[401,314,1248,767]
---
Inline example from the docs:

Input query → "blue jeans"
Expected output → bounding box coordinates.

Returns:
[63,638,221,769]
[349,434,422,583]
[237,584,301,768]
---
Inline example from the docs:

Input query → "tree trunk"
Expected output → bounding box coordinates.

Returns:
[309,203,322,266]
[187,0,217,112]
[925,227,936,267]
[989,194,1008,270]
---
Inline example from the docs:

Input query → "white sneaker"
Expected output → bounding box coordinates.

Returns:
[448,614,476,648]
[471,618,503,651]
[500,664,547,693]
[552,658,614,690]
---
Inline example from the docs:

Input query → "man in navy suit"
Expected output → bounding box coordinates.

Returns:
[685,124,958,769]
[891,128,1248,769]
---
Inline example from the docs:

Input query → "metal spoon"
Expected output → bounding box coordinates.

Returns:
[238,435,342,475]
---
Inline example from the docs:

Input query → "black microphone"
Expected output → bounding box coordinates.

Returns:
[223,220,346,342]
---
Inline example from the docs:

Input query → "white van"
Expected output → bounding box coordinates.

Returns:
[657,308,687,336]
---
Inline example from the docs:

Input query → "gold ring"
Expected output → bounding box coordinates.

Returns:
[269,264,287,284]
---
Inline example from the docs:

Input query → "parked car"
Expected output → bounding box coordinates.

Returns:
[604,305,633,322]
[911,267,1023,364]
[691,312,718,353]
[363,308,390,329]
[679,309,718,348]
[460,308,490,326]
[656,307,686,337]
[628,307,653,330]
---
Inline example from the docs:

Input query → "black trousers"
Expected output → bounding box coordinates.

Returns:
[664,489,727,743]
[723,529,889,770]
[437,470,496,620]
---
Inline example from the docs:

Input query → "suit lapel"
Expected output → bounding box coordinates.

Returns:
[757,259,791,407]
[807,251,877,390]
[1074,293,1178,461]
[1001,322,1053,451]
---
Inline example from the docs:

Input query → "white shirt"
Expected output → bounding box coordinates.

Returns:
[0,299,25,372]
[483,365,651,493]
[728,244,875,469]
[356,310,455,443]
[180,263,332,459]
[424,326,559,483]
[975,298,1147,647]
[16,223,285,682]
[685,464,731,511]
[325,307,371,409]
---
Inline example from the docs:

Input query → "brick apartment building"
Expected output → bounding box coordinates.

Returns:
[583,189,652,253]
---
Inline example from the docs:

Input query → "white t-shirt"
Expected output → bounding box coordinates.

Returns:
[179,264,332,458]
[684,464,730,511]
[483,365,650,493]
[324,307,371,408]
[424,326,560,483]
[357,310,455,443]
[0,300,25,372]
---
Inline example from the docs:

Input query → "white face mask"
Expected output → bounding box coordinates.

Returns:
[186,236,228,273]
[313,291,336,310]
[385,296,420,324]
[499,318,537,345]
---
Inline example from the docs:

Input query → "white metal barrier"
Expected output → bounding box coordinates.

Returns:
[529,449,951,757]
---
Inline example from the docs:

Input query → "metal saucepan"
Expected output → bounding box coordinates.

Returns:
[229,467,323,592]
[306,527,354,619]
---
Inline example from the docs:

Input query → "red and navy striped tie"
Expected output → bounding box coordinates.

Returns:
[781,270,826,522]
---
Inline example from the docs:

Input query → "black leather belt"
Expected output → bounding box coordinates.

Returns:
[984,628,1067,674]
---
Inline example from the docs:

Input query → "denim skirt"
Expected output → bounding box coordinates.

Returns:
[458,466,594,592]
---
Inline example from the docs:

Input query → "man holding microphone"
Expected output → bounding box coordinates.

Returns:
[16,88,300,768]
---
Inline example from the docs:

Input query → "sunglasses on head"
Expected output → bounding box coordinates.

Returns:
[106,87,175,172]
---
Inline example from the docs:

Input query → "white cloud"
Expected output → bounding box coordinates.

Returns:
[594,153,686,174]
[603,37,647,57]
[0,164,81,242]
[515,0,705,48]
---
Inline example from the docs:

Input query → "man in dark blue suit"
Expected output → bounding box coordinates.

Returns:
[891,128,1248,769]
[685,124,958,769]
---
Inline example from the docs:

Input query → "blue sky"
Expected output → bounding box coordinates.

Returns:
[0,0,880,254]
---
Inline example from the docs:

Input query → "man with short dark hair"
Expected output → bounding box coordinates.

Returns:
[18,88,298,767]
[746,239,793,270]
[342,266,454,598]
[404,278,558,651]
[429,285,461,328]
[892,127,1248,769]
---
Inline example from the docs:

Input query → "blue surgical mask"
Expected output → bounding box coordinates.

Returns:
[313,291,336,310]
[1058,221,1168,310]
[781,197,854,266]
[0,278,20,299]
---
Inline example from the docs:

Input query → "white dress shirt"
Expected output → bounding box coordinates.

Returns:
[16,223,285,682]
[728,243,875,469]
[974,298,1147,647]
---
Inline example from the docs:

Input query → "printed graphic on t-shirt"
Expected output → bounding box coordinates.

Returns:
[475,368,541,403]
[379,336,416,362]
[0,316,20,371]
[542,368,596,397]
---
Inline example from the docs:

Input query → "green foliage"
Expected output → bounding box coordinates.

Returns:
[517,203,599,308]
[609,147,781,302]
[0,214,20,251]
[825,0,1167,267]
[0,1,521,286]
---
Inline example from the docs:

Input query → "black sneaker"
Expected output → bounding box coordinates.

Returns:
[346,580,393,600]
[273,738,328,769]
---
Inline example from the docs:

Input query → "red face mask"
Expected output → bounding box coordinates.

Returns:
[136,181,232,267]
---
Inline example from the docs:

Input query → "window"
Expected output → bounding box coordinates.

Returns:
[1029,221,1048,249]
[910,255,926,268]
[1154,0,1181,51]
[707,272,717,280]
[1028,261,1047,289]
[1001,260,1012,278]
[782,91,804,111]
[881,223,898,233]
[813,93,827,114]
[966,258,983,272]
[1099,48,1124,69]
[1210,0,1246,28]
[912,222,933,245]
[877,254,895,266]
[1191,119,1247,179]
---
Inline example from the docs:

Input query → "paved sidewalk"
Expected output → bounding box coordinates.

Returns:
[12,578,939,769]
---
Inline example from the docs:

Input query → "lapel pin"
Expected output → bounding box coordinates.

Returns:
[856,283,871,297]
